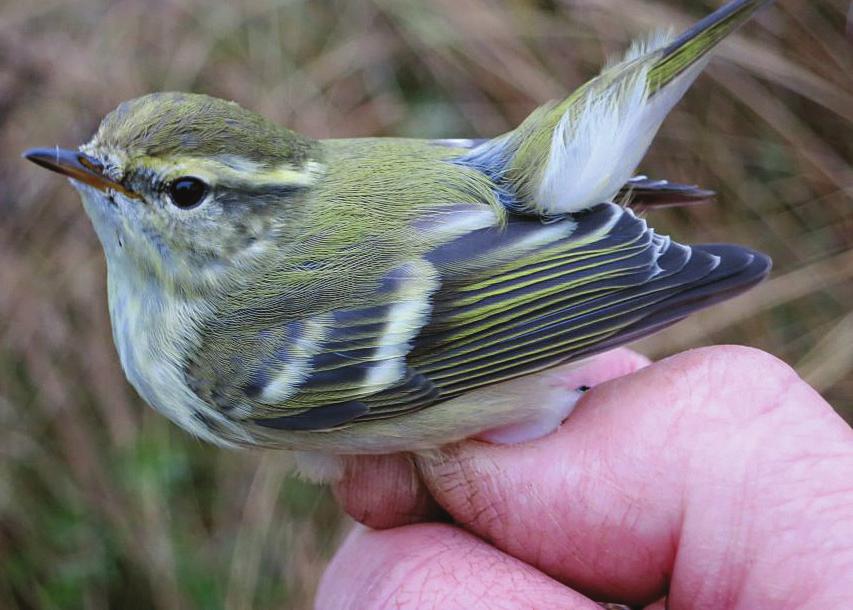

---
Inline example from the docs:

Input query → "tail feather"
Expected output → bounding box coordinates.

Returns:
[651,0,775,92]
[478,0,773,217]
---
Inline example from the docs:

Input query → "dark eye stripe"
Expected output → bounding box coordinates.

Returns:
[213,182,310,211]
[228,182,310,198]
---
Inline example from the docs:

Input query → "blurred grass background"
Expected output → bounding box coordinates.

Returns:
[0,0,851,607]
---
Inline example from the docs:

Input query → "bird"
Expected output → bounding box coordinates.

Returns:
[24,0,773,480]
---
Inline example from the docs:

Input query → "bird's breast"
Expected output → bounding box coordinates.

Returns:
[105,262,242,446]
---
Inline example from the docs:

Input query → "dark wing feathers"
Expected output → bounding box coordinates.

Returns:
[254,368,440,430]
[254,400,369,431]
[406,227,766,399]
[623,176,715,211]
[570,244,770,357]
[236,202,768,431]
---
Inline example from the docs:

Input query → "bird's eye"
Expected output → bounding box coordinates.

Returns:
[167,177,208,209]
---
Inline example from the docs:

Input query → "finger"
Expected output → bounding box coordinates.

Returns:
[316,524,601,610]
[333,454,444,529]
[415,346,853,607]
[334,348,651,529]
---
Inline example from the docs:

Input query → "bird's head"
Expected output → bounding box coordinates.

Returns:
[25,92,321,293]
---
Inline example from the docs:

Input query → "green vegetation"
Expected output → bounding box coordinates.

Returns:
[1,0,850,607]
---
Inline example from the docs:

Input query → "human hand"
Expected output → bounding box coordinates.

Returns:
[318,346,853,609]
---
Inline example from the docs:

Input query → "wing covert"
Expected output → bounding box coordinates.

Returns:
[184,258,440,430]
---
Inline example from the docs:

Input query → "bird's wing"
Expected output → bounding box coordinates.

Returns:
[397,203,767,402]
[187,203,768,433]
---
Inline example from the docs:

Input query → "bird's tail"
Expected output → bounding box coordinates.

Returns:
[471,0,773,217]
[650,0,774,93]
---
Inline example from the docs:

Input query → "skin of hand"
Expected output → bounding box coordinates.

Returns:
[317,346,853,610]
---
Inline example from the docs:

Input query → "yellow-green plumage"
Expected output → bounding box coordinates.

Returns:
[23,0,774,468]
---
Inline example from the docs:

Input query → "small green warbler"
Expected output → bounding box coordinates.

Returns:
[25,0,773,478]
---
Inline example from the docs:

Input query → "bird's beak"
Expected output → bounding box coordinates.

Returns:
[23,147,139,199]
